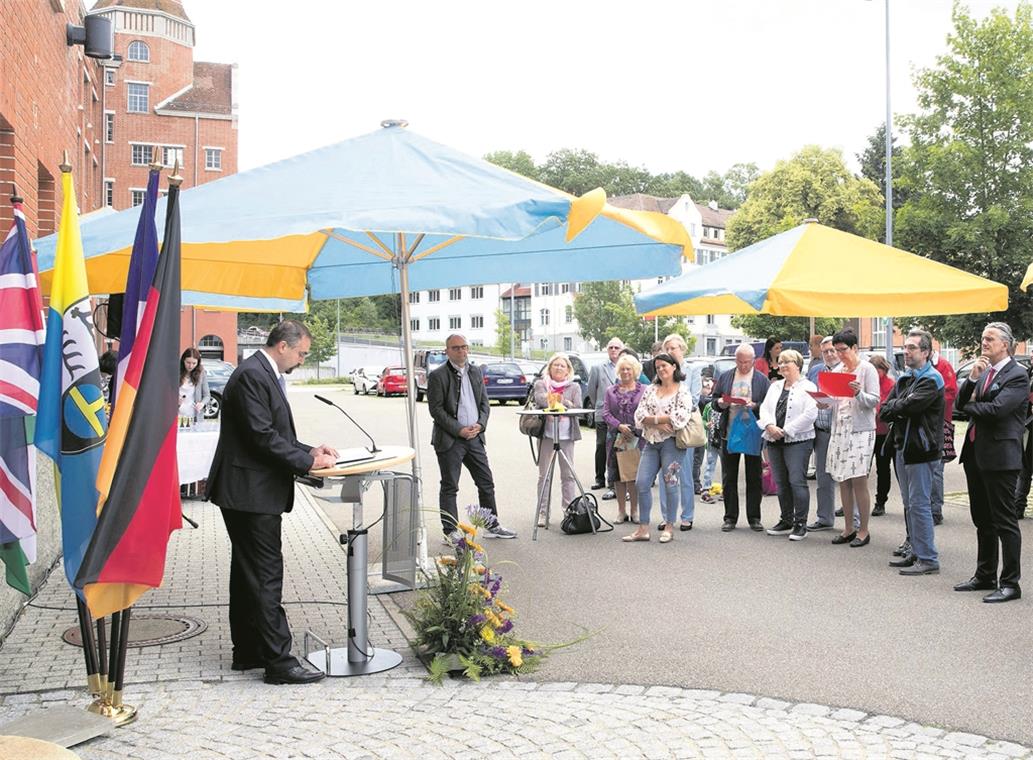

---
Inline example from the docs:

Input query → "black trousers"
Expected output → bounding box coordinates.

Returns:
[721,448,763,523]
[220,509,297,673]
[963,463,1022,588]
[436,436,498,534]
[873,433,896,508]
[595,422,608,484]
[1014,429,1033,519]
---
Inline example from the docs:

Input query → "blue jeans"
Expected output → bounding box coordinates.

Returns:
[659,445,696,522]
[637,437,681,526]
[895,452,938,565]
[701,446,720,490]
[930,458,944,519]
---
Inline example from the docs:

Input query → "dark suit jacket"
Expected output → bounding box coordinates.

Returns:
[712,368,770,440]
[427,361,490,453]
[957,358,1028,471]
[206,351,314,514]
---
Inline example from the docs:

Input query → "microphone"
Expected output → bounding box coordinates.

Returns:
[314,394,381,453]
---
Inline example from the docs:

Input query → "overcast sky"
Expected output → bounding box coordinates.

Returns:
[188,0,1021,178]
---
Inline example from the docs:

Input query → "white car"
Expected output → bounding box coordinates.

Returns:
[352,366,384,395]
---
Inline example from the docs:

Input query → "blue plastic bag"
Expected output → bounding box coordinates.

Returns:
[727,409,763,456]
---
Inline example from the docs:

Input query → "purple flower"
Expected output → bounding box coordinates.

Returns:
[497,619,513,634]
[467,614,485,627]
[490,646,507,659]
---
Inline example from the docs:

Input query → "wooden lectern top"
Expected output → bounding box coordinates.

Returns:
[311,445,415,477]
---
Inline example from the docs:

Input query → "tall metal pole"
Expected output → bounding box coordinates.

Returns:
[336,298,341,377]
[510,283,516,359]
[883,0,895,362]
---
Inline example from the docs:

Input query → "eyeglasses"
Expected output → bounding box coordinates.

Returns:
[834,346,850,353]
[447,344,469,351]
[903,343,923,352]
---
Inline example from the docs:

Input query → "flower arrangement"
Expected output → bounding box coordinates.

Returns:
[404,506,542,683]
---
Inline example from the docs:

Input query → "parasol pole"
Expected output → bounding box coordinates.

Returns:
[396,236,430,573]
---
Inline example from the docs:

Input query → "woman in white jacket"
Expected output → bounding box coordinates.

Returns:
[758,349,817,541]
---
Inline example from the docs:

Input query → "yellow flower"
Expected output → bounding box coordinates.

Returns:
[485,610,502,628]
[496,600,514,614]
[470,584,490,598]
[506,645,523,667]
[458,522,477,537]
[436,556,457,567]
[473,564,487,575]
[480,625,496,643]
[467,541,485,554]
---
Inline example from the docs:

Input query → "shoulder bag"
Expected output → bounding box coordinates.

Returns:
[518,394,544,438]
[675,408,707,449]
[560,493,613,535]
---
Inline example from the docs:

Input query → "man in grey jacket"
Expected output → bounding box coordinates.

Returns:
[427,334,517,541]
[586,337,623,498]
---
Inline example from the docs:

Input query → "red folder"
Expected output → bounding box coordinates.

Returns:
[721,393,750,405]
[818,371,856,398]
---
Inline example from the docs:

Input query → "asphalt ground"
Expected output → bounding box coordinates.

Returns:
[295,385,1033,747]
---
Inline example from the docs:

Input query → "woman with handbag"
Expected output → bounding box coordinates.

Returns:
[532,353,583,527]
[602,354,646,523]
[713,344,771,532]
[659,333,703,531]
[758,350,818,541]
[624,353,691,544]
[826,330,881,547]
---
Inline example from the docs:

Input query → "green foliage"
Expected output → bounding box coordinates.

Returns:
[730,315,846,342]
[895,2,1033,347]
[725,145,884,251]
[856,123,908,225]
[402,510,545,684]
[238,295,401,336]
[483,150,540,181]
[303,314,335,376]
[494,308,513,356]
[573,281,694,354]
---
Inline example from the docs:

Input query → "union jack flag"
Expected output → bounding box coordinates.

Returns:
[0,202,46,594]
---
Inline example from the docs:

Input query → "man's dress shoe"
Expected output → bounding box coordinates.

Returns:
[264,664,326,684]
[983,587,1021,604]
[953,577,998,592]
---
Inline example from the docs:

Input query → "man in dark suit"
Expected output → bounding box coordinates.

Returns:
[207,320,339,682]
[428,334,516,541]
[955,321,1025,603]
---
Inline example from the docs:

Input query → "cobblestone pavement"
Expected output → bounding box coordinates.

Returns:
[0,484,1029,759]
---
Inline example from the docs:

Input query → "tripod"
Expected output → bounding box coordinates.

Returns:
[529,409,596,540]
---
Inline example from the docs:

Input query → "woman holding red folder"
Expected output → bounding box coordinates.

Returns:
[825,330,881,547]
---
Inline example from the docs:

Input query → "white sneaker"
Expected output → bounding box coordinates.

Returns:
[485,523,518,539]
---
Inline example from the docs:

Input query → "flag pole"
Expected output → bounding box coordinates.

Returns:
[104,611,119,702]
[74,599,102,698]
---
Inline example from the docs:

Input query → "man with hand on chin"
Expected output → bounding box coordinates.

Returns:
[207,320,339,684]
[954,321,1025,603]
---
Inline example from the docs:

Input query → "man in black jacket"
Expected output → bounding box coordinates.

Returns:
[207,320,338,683]
[954,321,1025,603]
[880,329,944,576]
[427,334,516,541]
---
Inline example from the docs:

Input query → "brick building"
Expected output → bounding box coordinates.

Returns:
[0,0,238,361]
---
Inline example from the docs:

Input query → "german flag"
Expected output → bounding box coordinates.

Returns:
[76,180,183,618]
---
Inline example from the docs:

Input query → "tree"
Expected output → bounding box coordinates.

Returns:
[573,281,694,355]
[483,150,539,181]
[723,146,884,340]
[730,315,845,342]
[494,308,513,356]
[698,163,760,210]
[896,2,1033,349]
[856,123,909,224]
[304,313,336,378]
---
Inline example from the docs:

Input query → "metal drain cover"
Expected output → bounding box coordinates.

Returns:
[62,614,206,648]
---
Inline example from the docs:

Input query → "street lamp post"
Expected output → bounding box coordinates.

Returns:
[881,0,895,361]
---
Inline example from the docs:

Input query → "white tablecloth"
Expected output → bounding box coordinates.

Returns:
[177,427,219,485]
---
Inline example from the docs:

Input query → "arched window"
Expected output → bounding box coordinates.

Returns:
[198,334,224,361]
[127,41,150,62]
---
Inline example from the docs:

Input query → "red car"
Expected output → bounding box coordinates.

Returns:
[377,367,409,397]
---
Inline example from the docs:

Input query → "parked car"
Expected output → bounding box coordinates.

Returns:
[687,356,737,384]
[952,355,1031,421]
[413,349,447,402]
[481,362,530,405]
[377,367,409,397]
[202,359,235,419]
[352,365,384,395]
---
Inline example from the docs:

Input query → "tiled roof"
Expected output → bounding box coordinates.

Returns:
[91,0,190,21]
[608,193,676,214]
[696,203,734,228]
[500,286,531,299]
[161,62,232,115]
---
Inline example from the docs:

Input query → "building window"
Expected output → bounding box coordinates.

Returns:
[127,82,149,113]
[449,315,461,330]
[706,337,717,354]
[103,112,114,143]
[541,283,553,296]
[127,41,150,62]
[470,286,483,299]
[428,317,440,331]
[410,318,420,332]
[130,143,153,165]
[561,283,571,294]
[449,287,461,301]
[540,308,550,327]
[428,289,440,302]
[706,314,715,325]
[408,291,420,304]
[539,338,548,349]
[471,315,484,329]
[104,68,115,86]
[204,148,222,171]
[130,188,145,207]
[563,337,573,351]
[104,180,114,207]
[162,146,184,168]
[565,305,573,323]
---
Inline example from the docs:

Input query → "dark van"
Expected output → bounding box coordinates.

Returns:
[413,349,447,402]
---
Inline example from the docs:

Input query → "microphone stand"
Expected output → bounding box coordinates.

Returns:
[314,394,380,453]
